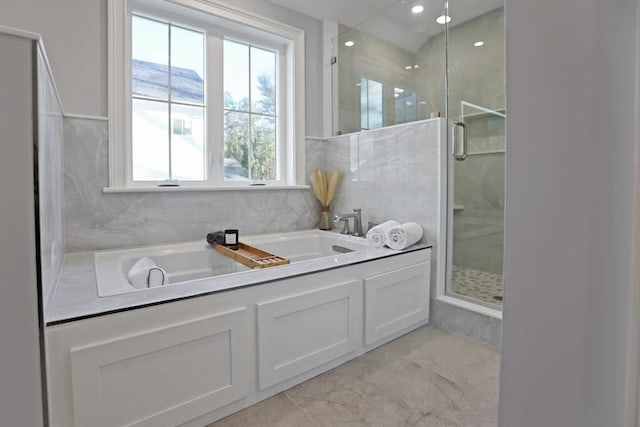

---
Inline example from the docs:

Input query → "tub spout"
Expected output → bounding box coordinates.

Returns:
[332,209,363,237]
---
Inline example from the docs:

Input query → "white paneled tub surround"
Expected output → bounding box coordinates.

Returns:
[46,234,431,427]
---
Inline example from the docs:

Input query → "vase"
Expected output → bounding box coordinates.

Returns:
[319,206,332,230]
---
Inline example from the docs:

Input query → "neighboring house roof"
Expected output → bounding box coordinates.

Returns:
[132,59,204,104]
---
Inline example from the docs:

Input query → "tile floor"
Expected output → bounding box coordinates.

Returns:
[209,326,500,427]
[451,265,503,306]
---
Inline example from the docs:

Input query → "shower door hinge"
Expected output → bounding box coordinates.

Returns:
[331,56,337,65]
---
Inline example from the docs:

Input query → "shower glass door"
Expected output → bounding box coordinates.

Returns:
[445,0,505,308]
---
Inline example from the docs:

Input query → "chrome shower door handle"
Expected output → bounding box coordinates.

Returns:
[452,121,467,161]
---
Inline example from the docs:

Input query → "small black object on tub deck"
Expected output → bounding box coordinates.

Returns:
[206,231,225,245]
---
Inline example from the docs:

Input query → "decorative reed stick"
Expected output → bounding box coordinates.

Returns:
[310,169,342,208]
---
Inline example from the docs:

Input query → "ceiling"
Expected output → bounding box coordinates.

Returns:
[266,0,503,53]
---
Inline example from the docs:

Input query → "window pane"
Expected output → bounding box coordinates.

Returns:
[171,105,205,180]
[361,78,383,130]
[132,16,169,101]
[250,115,276,180]
[367,79,383,129]
[224,40,249,111]
[394,87,405,124]
[171,26,204,104]
[132,99,169,181]
[251,47,276,115]
[224,111,249,181]
[360,78,368,130]
[405,91,417,122]
[394,87,417,124]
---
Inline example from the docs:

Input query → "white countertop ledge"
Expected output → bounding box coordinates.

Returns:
[103,184,311,193]
[47,240,432,325]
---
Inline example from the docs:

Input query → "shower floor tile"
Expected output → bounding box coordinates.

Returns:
[452,265,504,306]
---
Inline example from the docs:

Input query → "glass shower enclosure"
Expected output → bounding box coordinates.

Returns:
[446,1,505,308]
[330,0,506,310]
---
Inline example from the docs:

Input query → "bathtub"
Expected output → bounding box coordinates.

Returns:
[48,231,431,427]
[94,230,373,297]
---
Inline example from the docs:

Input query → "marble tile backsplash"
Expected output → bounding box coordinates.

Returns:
[64,118,444,257]
[310,119,445,295]
[37,48,65,309]
[63,118,319,251]
[314,119,442,244]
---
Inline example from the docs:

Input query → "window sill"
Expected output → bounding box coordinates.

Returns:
[103,185,311,193]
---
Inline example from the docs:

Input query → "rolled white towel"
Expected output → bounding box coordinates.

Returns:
[127,257,168,289]
[366,220,401,247]
[385,222,424,250]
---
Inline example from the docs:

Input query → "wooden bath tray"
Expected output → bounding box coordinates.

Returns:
[214,242,290,269]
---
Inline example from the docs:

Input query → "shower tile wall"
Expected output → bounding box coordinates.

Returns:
[335,8,504,137]
[336,25,421,134]
[63,117,318,251]
[36,47,65,309]
[427,8,505,119]
[453,115,505,275]
[418,7,505,278]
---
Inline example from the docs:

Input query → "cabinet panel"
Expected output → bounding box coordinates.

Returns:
[257,280,362,390]
[364,262,430,346]
[70,307,248,427]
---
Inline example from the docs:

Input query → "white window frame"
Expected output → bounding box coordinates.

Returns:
[108,0,306,190]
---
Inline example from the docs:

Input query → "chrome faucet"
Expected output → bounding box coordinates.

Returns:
[332,208,363,237]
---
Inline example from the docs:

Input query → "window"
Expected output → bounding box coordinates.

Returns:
[223,40,277,181]
[360,78,383,130]
[394,87,417,124]
[108,0,306,189]
[131,16,205,181]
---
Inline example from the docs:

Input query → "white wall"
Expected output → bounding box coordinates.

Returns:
[0,33,45,427]
[0,0,325,135]
[0,0,107,117]
[499,0,637,426]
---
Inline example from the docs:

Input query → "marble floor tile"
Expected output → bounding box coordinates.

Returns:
[208,393,317,427]
[209,326,499,427]
[401,332,501,391]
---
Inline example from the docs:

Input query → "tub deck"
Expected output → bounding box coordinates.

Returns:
[47,230,431,325]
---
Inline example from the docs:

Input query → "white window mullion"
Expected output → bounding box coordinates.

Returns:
[124,5,134,185]
[109,0,130,187]
[207,33,224,185]
[276,50,286,183]
[167,24,173,180]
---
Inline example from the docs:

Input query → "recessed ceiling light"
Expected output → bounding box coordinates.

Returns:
[474,41,485,47]
[436,15,451,24]
[344,40,354,47]
[414,64,419,69]
[404,65,413,70]
[419,101,427,105]
[411,5,424,14]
